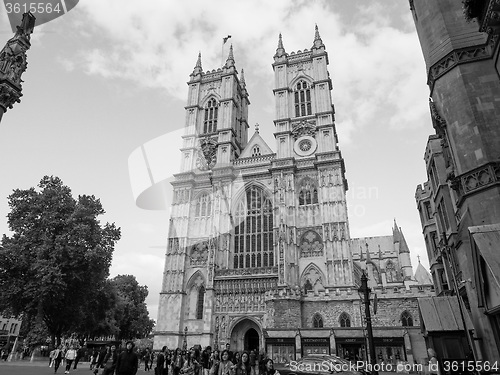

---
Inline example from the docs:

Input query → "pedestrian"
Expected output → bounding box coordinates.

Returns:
[232,352,240,366]
[173,348,184,375]
[261,359,279,375]
[115,341,139,375]
[102,344,118,375]
[144,348,152,372]
[209,350,220,375]
[427,348,440,375]
[53,345,64,373]
[201,346,212,375]
[49,348,56,367]
[156,346,167,375]
[64,344,77,373]
[218,350,233,375]
[235,352,251,375]
[73,345,84,369]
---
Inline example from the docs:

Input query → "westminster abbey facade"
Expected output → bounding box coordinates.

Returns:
[154,27,433,366]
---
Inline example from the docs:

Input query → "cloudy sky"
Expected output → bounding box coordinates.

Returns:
[0,0,432,321]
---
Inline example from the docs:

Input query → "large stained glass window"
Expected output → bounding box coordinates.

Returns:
[234,186,274,269]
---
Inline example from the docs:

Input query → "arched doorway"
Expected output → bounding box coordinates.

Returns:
[244,328,259,352]
[230,318,262,352]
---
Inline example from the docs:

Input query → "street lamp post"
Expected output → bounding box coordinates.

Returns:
[358,270,378,375]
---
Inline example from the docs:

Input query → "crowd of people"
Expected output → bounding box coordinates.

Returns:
[48,341,139,375]
[150,344,279,375]
[45,342,279,375]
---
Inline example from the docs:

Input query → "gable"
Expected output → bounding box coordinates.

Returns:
[239,131,274,158]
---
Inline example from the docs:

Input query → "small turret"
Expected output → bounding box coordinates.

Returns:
[191,52,203,78]
[225,44,235,69]
[273,33,287,61]
[312,24,325,50]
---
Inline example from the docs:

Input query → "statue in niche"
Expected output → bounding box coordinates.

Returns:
[304,279,313,294]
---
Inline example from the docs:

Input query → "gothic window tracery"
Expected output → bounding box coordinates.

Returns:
[195,193,212,217]
[401,310,413,327]
[203,98,218,134]
[294,80,312,117]
[386,260,397,282]
[298,177,318,205]
[234,186,274,269]
[339,312,351,327]
[196,286,205,319]
[313,313,324,328]
[300,230,324,257]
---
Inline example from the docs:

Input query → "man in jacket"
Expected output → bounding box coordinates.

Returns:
[116,341,139,375]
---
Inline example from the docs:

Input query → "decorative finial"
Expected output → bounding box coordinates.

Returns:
[417,255,421,263]
[240,68,246,86]
[274,33,286,59]
[312,24,325,50]
[192,52,202,76]
[225,44,235,68]
[255,123,259,133]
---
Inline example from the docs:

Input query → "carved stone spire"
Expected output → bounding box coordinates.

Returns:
[225,44,235,68]
[274,33,286,59]
[0,12,36,123]
[240,68,246,87]
[312,24,325,50]
[193,52,202,75]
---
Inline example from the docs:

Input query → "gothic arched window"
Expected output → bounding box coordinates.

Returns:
[401,311,413,327]
[294,81,312,117]
[313,313,324,328]
[196,286,205,319]
[386,260,397,283]
[195,193,212,217]
[339,312,351,327]
[203,98,218,134]
[298,177,318,205]
[233,186,274,269]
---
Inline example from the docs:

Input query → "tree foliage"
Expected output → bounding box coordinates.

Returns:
[0,176,121,345]
[110,275,155,340]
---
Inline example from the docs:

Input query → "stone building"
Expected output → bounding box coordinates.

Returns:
[412,0,500,362]
[154,27,433,365]
[0,12,35,124]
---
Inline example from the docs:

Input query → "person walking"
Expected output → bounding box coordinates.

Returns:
[73,345,84,369]
[64,344,77,373]
[172,348,184,375]
[115,341,139,375]
[144,348,152,372]
[53,345,64,374]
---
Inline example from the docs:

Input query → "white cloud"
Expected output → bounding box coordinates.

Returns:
[58,0,428,141]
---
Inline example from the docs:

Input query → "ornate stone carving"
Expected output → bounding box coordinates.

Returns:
[291,120,316,140]
[196,137,218,171]
[189,240,209,266]
[300,230,324,257]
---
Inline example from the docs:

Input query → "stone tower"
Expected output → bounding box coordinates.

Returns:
[412,0,500,361]
[154,27,427,363]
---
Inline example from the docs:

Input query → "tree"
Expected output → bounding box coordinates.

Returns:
[110,275,155,340]
[0,176,121,346]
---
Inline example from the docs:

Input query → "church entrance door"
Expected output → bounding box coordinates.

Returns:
[230,319,262,353]
[244,328,259,352]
